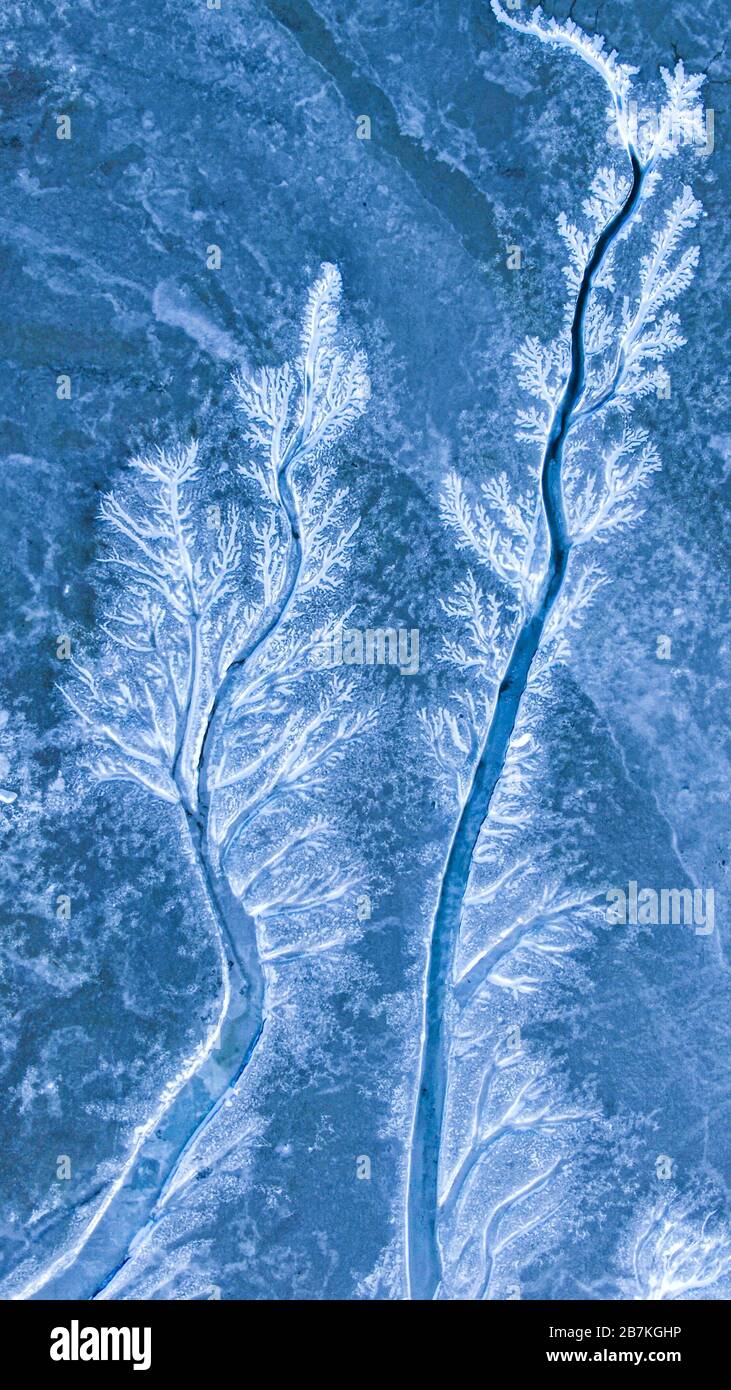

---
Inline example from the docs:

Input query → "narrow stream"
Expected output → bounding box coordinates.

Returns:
[405,153,645,1301]
[85,467,306,1301]
[23,461,305,1301]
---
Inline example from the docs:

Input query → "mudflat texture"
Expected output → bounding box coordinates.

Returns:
[1,0,730,1301]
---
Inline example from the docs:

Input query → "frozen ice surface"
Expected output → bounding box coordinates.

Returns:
[0,0,729,1300]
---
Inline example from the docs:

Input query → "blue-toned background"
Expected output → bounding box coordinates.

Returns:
[1,0,729,1299]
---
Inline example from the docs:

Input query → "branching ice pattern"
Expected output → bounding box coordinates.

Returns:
[9,265,372,1301]
[622,1189,731,1300]
[405,3,714,1301]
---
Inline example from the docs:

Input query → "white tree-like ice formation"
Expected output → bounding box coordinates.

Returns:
[406,4,708,1301]
[11,265,373,1301]
[621,1188,731,1300]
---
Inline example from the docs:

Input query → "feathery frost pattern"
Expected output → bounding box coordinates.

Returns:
[621,1189,731,1301]
[9,265,371,1301]
[406,5,713,1301]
